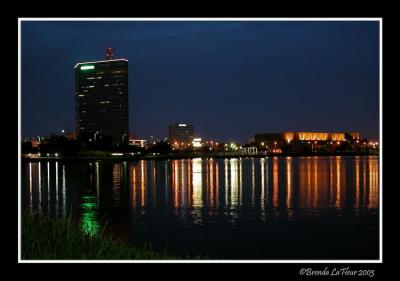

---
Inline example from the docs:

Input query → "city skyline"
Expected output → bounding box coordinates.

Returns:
[21,20,379,143]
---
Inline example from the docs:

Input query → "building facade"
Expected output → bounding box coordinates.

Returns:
[129,139,147,148]
[255,131,360,146]
[75,51,128,147]
[168,123,194,144]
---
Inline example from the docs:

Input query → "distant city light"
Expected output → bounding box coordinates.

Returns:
[193,138,202,148]
[178,124,187,127]
[111,153,123,156]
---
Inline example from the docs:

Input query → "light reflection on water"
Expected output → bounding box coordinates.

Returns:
[81,195,100,236]
[22,156,379,257]
[24,157,380,222]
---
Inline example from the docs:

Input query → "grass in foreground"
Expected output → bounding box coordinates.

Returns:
[22,213,189,260]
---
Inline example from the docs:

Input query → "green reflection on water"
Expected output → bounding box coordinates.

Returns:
[81,195,100,236]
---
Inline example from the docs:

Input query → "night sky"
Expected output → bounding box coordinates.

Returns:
[21,20,380,143]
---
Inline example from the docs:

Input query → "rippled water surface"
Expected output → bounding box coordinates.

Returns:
[22,156,379,259]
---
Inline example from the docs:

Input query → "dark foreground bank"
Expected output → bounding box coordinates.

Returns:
[21,213,195,260]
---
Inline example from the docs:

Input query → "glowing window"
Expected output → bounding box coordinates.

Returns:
[80,65,94,70]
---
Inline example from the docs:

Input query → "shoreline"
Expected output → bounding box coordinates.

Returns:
[22,213,185,260]
[22,151,379,162]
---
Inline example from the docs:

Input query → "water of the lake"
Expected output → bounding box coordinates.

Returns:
[21,156,379,259]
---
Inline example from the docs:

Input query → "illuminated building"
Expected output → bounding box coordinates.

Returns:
[75,48,128,147]
[241,145,258,155]
[31,140,40,148]
[345,132,361,141]
[192,138,202,148]
[66,132,76,140]
[129,139,147,148]
[255,131,360,146]
[168,123,194,144]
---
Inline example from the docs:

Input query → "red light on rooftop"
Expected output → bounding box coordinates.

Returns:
[106,47,114,60]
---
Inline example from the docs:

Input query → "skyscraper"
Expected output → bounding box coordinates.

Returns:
[168,123,194,144]
[75,49,129,148]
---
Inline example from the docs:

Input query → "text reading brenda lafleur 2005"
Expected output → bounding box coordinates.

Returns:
[299,267,375,278]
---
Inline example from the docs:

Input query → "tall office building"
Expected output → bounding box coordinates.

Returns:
[169,123,194,144]
[75,48,129,147]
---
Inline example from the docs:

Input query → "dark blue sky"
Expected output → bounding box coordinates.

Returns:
[21,21,379,142]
